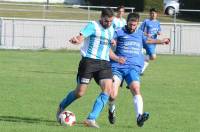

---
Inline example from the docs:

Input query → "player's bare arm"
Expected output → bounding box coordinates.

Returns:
[111,39,117,46]
[146,38,170,45]
[109,49,126,64]
[69,33,84,45]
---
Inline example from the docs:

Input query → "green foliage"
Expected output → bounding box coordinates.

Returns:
[144,0,163,12]
[0,50,200,132]
[86,0,144,11]
[86,0,163,12]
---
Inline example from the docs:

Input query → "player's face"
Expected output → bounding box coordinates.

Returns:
[101,16,113,29]
[127,20,139,32]
[150,11,158,19]
[117,8,125,17]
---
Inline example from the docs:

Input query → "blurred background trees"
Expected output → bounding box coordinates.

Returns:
[85,0,163,12]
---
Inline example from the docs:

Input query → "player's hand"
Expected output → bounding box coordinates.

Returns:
[69,37,80,45]
[162,38,170,45]
[111,39,117,46]
[117,57,126,64]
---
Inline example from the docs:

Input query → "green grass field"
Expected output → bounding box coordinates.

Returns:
[0,50,200,132]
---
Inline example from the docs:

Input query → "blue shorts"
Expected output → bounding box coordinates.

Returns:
[143,43,156,57]
[112,67,140,86]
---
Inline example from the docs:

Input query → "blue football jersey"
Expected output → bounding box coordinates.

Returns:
[111,27,147,70]
[139,19,161,39]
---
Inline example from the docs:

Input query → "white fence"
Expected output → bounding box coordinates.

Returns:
[0,18,86,50]
[0,17,200,55]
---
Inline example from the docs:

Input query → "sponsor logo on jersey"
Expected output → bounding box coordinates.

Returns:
[122,36,129,39]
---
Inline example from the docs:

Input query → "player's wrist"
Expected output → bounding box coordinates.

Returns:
[116,57,120,63]
[157,39,164,44]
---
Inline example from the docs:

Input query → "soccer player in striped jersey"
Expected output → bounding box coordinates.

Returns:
[108,12,170,127]
[56,8,123,128]
[139,8,162,75]
[112,6,126,30]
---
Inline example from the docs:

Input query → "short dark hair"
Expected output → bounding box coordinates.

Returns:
[101,8,114,17]
[117,5,125,11]
[149,8,158,12]
[127,12,140,22]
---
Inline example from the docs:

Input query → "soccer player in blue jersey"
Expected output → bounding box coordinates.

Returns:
[112,6,126,29]
[56,8,123,128]
[108,12,170,126]
[139,8,162,75]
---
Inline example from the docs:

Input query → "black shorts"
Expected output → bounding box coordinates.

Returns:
[77,57,112,84]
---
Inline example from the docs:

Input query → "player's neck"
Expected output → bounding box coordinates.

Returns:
[99,20,108,29]
[116,15,122,19]
[125,25,136,33]
[150,18,157,21]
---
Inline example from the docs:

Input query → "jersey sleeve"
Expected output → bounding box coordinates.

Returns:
[142,32,148,44]
[139,20,146,32]
[158,22,161,32]
[123,19,126,26]
[80,22,95,38]
[112,17,117,29]
[113,30,119,40]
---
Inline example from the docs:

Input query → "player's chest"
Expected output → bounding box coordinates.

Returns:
[146,23,159,30]
[94,28,114,41]
[118,34,143,44]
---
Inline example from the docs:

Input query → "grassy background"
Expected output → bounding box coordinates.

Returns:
[0,50,200,132]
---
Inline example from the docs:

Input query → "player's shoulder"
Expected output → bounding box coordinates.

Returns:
[151,20,160,26]
[136,28,145,35]
[137,28,144,33]
[112,17,118,22]
[86,21,96,27]
[155,19,161,24]
[143,18,150,22]
[92,20,101,26]
[87,21,104,30]
[113,27,126,38]
[115,27,125,34]
[113,17,117,20]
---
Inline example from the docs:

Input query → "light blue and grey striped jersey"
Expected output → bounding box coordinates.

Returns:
[112,17,126,30]
[80,21,114,61]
